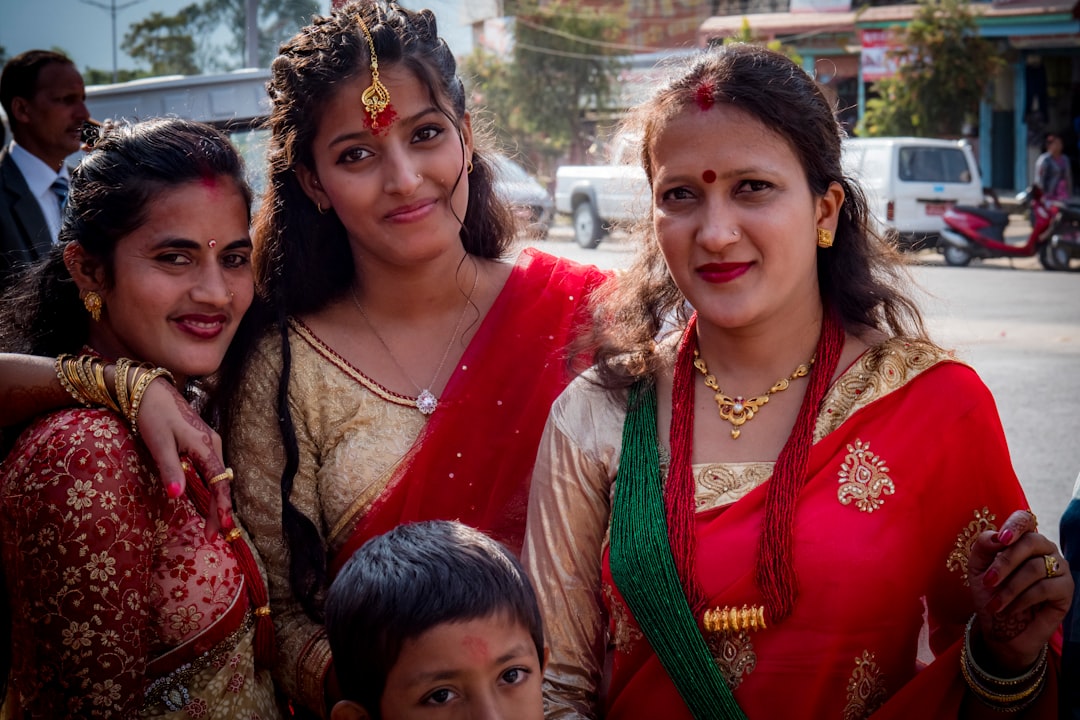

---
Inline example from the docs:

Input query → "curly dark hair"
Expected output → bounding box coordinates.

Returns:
[587,43,927,389]
[220,0,516,621]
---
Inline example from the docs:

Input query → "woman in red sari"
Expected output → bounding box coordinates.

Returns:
[0,4,605,716]
[215,2,606,716]
[0,119,278,719]
[522,45,1072,719]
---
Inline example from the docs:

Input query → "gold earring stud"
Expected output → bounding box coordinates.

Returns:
[83,291,102,322]
[816,227,834,249]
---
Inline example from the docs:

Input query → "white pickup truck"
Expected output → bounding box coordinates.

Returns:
[554,162,649,248]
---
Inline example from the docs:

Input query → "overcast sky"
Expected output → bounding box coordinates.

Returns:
[0,0,473,78]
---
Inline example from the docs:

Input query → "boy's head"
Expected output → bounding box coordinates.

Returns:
[325,520,546,720]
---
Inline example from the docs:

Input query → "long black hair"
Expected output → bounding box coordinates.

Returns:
[216,0,517,621]
[585,43,927,388]
[0,116,251,702]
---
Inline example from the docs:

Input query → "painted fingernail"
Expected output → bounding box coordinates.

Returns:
[166,482,183,498]
[983,568,999,587]
[997,528,1013,545]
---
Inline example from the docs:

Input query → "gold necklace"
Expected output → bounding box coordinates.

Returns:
[692,350,815,439]
[351,270,478,416]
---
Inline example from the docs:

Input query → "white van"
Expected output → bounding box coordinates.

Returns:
[841,137,984,249]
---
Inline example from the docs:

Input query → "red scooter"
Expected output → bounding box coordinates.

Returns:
[937,186,1062,269]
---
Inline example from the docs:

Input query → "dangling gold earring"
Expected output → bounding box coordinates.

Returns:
[467,160,474,174]
[83,291,103,322]
[816,228,834,249]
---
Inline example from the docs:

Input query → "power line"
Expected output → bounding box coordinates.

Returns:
[514,16,664,53]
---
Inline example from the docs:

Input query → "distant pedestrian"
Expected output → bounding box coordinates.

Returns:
[0,50,89,289]
[1034,132,1073,202]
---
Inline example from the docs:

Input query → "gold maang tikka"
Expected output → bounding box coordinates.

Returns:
[356,14,394,132]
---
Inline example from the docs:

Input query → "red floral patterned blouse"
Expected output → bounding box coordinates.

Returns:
[0,407,246,717]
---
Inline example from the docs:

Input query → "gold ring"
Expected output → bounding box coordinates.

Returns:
[1044,554,1060,579]
[208,468,234,486]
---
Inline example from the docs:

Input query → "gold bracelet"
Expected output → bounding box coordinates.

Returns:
[91,358,120,413]
[57,355,120,411]
[55,354,89,406]
[127,366,175,436]
[114,358,132,417]
[963,615,1048,688]
[961,650,1045,705]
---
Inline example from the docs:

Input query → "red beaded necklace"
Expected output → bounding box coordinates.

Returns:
[666,308,845,622]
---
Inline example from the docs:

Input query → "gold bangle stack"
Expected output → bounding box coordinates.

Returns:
[126,366,174,436]
[54,354,174,435]
[961,615,1048,712]
[55,354,120,412]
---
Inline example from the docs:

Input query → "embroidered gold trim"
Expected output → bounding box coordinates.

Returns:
[694,462,772,511]
[604,584,643,655]
[143,612,254,712]
[290,317,419,409]
[298,629,334,713]
[816,339,957,440]
[947,507,998,585]
[706,630,757,690]
[843,650,888,720]
[837,440,894,512]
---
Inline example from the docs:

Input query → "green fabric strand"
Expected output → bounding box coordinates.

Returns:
[608,381,748,720]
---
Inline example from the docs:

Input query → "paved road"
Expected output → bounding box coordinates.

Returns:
[518,219,1080,544]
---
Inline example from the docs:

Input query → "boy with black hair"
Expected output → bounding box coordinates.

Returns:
[324,520,546,720]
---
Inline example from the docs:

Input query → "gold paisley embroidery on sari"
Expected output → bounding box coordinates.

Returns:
[816,339,956,440]
[603,584,643,655]
[837,440,894,512]
[843,650,888,720]
[947,507,998,585]
[695,462,773,512]
[705,630,756,690]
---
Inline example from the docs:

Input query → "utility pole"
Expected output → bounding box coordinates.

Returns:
[246,0,259,68]
[79,0,147,83]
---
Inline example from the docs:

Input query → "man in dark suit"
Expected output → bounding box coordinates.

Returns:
[0,50,89,289]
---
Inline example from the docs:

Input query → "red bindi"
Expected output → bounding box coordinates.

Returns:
[702,169,717,184]
[694,81,715,111]
[363,104,398,136]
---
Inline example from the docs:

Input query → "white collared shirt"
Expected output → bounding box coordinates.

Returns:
[8,141,69,244]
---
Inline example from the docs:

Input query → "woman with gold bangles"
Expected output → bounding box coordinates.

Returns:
[0,118,279,719]
[522,45,1072,719]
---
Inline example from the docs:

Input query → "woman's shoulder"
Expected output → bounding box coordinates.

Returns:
[2,406,163,504]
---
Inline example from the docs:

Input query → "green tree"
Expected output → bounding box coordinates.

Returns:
[860,0,1002,137]
[83,68,150,85]
[465,1,625,172]
[121,0,318,75]
[122,8,201,76]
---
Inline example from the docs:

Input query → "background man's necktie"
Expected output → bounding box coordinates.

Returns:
[50,176,69,211]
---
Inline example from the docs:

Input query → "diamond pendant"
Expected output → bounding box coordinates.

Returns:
[416,389,438,415]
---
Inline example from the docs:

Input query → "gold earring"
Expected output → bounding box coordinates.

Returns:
[83,291,102,322]
[816,228,834,249]
[467,160,474,174]
[316,201,328,215]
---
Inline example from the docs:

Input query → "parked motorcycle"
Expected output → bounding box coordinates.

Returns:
[937,186,1063,270]
[1045,201,1080,271]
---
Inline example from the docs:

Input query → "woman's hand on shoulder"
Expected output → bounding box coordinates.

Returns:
[139,378,235,538]
[966,509,1073,671]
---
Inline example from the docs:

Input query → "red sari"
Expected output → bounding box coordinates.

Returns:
[524,338,1058,719]
[331,248,608,571]
[0,407,279,719]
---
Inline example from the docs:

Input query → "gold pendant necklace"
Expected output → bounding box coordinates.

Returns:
[692,349,815,439]
[352,270,478,416]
